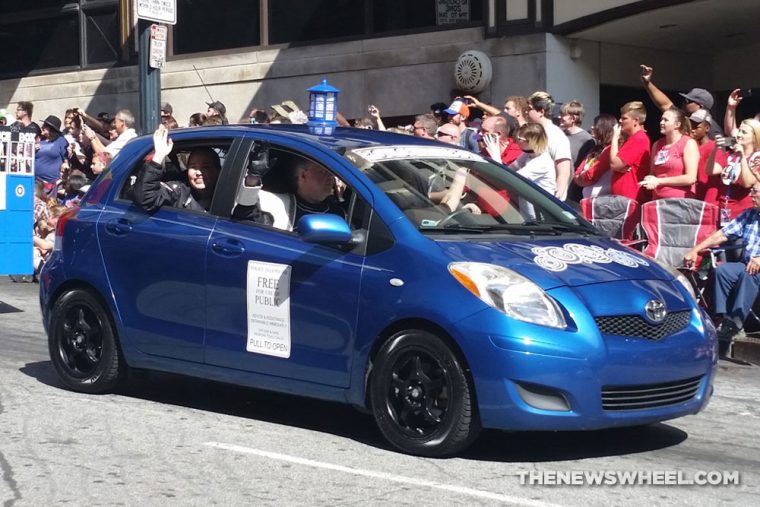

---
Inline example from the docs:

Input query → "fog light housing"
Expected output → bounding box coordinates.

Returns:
[516,383,571,411]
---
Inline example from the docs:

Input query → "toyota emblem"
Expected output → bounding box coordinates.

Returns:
[645,300,667,323]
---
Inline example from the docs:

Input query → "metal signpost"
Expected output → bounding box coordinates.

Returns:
[135,0,176,135]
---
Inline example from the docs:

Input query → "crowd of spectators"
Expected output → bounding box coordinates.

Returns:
[4,63,760,282]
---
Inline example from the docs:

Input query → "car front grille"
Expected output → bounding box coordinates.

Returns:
[594,310,691,341]
[601,375,703,411]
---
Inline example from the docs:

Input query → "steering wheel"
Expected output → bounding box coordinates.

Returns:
[436,208,471,227]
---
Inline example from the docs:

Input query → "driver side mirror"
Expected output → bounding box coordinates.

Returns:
[297,214,353,244]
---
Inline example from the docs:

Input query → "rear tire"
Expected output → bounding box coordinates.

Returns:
[48,289,124,393]
[369,330,480,457]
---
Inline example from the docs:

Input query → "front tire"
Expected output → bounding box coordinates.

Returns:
[369,330,480,457]
[48,289,124,393]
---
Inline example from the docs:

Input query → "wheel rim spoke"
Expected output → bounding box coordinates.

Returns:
[387,349,450,437]
[58,304,103,377]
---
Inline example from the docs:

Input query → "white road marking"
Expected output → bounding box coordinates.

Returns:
[204,441,559,507]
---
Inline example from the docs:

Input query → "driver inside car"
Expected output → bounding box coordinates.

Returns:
[234,154,347,231]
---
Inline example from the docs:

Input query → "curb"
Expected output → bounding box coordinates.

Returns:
[733,335,760,365]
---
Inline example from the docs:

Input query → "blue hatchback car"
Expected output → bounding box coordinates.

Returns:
[40,125,716,457]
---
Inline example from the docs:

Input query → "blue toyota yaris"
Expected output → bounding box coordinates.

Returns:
[40,125,716,457]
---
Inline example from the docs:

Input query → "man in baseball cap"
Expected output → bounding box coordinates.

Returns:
[444,99,479,153]
[161,102,173,118]
[640,64,721,137]
[679,88,714,111]
[445,99,470,119]
[206,100,228,124]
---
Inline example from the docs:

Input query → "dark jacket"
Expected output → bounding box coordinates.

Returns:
[133,160,274,225]
[133,160,208,212]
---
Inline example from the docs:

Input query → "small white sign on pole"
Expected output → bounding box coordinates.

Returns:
[149,24,168,69]
[136,0,177,25]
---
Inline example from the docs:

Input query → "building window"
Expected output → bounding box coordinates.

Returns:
[0,0,72,14]
[269,0,364,45]
[174,0,260,54]
[0,0,119,78]
[372,0,483,33]
[84,6,120,65]
[0,14,79,75]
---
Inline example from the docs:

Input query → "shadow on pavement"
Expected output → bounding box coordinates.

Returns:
[21,360,688,461]
[464,424,687,462]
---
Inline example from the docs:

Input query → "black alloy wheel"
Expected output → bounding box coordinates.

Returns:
[48,289,124,393]
[370,330,480,457]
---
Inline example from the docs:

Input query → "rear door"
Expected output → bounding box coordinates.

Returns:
[97,135,243,362]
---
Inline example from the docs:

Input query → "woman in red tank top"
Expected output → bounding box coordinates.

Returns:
[639,107,699,199]
[705,118,760,225]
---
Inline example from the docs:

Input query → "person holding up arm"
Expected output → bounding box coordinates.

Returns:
[609,101,651,202]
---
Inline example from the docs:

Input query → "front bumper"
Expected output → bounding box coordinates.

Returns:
[456,293,717,431]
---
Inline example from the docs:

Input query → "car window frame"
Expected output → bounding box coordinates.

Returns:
[112,133,243,217]
[210,134,391,256]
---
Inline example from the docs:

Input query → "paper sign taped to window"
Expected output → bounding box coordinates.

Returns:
[246,261,292,358]
[437,0,469,25]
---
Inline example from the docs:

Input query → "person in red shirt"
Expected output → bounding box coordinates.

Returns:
[640,107,699,199]
[691,109,727,208]
[610,101,651,202]
[573,113,618,199]
[479,115,522,165]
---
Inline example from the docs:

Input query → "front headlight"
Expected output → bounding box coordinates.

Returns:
[650,258,697,302]
[674,270,697,301]
[448,262,567,329]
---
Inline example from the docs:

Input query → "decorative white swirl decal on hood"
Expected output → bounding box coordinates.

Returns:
[532,243,650,272]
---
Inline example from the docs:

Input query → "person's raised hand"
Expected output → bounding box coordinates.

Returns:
[639,64,653,84]
[152,124,173,165]
[727,88,743,108]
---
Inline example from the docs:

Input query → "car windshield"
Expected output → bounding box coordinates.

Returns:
[344,145,597,236]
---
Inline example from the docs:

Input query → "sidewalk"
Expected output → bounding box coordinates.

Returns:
[733,334,760,365]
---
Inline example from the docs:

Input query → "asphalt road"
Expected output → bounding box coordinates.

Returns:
[1,277,758,506]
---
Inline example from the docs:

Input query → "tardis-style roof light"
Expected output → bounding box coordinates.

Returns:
[307,79,340,127]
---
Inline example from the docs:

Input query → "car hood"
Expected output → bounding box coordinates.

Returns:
[436,236,670,290]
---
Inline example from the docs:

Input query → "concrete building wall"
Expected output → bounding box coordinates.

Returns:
[544,35,601,129]
[598,43,709,91]
[713,41,760,91]
[0,24,721,130]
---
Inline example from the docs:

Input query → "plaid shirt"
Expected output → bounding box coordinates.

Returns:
[34,196,49,223]
[722,207,760,260]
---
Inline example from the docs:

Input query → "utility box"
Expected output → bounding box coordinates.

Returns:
[0,127,36,275]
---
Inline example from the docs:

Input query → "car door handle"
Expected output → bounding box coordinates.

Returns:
[105,218,132,236]
[211,239,245,257]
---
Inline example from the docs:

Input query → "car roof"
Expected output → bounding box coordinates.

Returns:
[139,124,444,152]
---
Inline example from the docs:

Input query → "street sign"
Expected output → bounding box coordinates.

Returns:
[149,24,168,69]
[136,0,177,25]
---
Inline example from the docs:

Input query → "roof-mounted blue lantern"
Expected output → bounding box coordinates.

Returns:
[307,79,340,133]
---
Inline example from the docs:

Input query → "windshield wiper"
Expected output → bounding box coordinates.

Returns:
[419,223,562,235]
[541,223,598,235]
[418,223,489,233]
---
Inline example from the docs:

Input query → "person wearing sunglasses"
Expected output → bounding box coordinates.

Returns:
[691,109,727,210]
[639,64,722,138]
